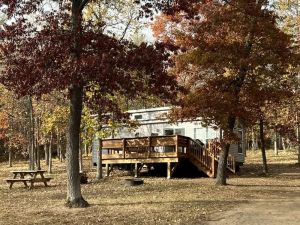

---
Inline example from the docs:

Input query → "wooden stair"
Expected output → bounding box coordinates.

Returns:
[188,156,214,177]
[186,138,236,177]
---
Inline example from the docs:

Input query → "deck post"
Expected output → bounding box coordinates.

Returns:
[175,135,179,156]
[167,162,171,179]
[134,163,138,178]
[123,139,126,159]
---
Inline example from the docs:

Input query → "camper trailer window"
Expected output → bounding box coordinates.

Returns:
[164,128,185,136]
[134,115,143,120]
[175,128,185,136]
[164,129,174,135]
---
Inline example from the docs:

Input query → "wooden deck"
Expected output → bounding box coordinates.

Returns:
[98,135,236,178]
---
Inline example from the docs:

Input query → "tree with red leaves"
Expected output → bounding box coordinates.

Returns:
[153,0,298,185]
[0,0,178,207]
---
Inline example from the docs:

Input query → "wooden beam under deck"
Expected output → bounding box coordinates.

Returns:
[101,157,179,164]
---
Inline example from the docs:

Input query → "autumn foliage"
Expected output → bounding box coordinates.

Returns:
[153,0,299,184]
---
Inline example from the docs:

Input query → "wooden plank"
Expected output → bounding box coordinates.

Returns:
[101,157,179,164]
[151,136,176,146]
[102,140,123,149]
[126,138,150,147]
[102,154,124,159]
[5,178,32,182]
[102,152,178,160]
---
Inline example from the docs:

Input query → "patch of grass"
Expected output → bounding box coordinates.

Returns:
[0,149,300,225]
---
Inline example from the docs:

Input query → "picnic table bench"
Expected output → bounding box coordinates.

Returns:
[5,170,52,189]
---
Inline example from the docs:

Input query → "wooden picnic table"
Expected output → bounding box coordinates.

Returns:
[5,170,52,189]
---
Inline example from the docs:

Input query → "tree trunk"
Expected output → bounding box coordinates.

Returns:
[251,128,257,150]
[79,133,83,173]
[96,138,103,180]
[28,96,35,170]
[59,133,64,162]
[36,117,41,170]
[282,137,286,150]
[36,137,41,170]
[84,129,88,156]
[8,149,12,167]
[274,128,278,156]
[297,119,300,164]
[57,129,64,162]
[45,143,49,165]
[216,115,235,185]
[65,0,88,208]
[259,118,268,174]
[48,132,53,174]
[57,130,60,160]
[66,84,88,207]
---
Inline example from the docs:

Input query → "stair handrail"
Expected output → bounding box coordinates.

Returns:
[188,138,236,174]
[187,138,214,172]
[207,139,236,173]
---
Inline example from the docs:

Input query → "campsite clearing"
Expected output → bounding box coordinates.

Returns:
[0,150,300,225]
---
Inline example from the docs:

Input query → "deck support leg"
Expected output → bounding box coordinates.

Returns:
[105,164,109,177]
[134,163,138,178]
[167,162,171,179]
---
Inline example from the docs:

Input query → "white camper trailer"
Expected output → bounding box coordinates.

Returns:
[92,107,246,165]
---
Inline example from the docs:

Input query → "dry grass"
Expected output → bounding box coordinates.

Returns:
[1,149,300,225]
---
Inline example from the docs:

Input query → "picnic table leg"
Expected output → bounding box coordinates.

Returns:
[29,180,34,189]
[38,172,48,187]
[9,182,13,189]
[23,181,29,188]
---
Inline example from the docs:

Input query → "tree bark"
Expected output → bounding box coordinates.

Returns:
[65,84,88,207]
[36,117,41,170]
[274,127,278,156]
[216,115,235,185]
[45,143,49,165]
[251,128,257,150]
[259,118,268,174]
[8,149,12,167]
[79,133,83,173]
[65,0,89,208]
[57,129,61,160]
[96,138,103,180]
[48,132,53,174]
[296,111,300,165]
[28,96,35,170]
[84,129,88,156]
[282,137,286,150]
[36,137,41,170]
[58,132,64,162]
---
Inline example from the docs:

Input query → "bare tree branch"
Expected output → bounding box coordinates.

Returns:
[80,0,90,11]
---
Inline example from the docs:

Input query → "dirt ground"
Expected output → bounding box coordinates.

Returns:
[1,150,300,225]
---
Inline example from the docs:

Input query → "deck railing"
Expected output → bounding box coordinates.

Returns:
[100,135,236,173]
[101,135,188,160]
[188,138,214,171]
[207,139,236,173]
